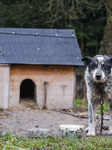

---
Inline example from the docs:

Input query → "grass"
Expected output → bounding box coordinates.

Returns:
[75,99,109,114]
[75,99,88,109]
[0,134,112,150]
[75,99,83,106]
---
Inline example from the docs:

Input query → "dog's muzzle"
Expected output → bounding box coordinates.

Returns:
[93,69,106,83]
[96,72,102,80]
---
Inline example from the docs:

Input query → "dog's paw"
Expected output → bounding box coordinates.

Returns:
[109,127,112,135]
[109,130,112,135]
[87,131,96,137]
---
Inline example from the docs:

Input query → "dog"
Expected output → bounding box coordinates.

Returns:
[82,55,112,136]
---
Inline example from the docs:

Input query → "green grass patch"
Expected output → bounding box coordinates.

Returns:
[75,99,109,114]
[75,99,88,109]
[0,134,112,150]
[75,99,83,106]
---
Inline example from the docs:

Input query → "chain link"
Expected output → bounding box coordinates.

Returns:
[91,82,106,133]
[100,96,104,133]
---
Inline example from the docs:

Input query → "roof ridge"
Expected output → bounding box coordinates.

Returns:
[0,32,76,39]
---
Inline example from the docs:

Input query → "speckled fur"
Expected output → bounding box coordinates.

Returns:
[82,55,112,136]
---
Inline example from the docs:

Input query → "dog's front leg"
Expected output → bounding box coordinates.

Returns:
[109,102,112,134]
[87,101,96,136]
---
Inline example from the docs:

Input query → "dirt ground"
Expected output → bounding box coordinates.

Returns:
[0,108,87,137]
[0,103,111,137]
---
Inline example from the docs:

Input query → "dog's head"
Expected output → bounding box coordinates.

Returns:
[82,55,112,83]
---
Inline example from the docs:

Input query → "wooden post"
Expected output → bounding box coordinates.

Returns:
[73,68,76,108]
[43,81,49,109]
[0,65,10,109]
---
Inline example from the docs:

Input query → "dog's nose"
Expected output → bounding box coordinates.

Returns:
[96,73,102,80]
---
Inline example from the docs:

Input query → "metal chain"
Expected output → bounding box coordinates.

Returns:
[89,79,108,133]
[100,95,104,133]
[90,82,105,133]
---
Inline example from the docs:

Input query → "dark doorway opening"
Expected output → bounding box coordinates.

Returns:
[20,79,37,109]
[20,79,36,99]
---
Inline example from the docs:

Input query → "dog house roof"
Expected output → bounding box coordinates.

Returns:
[0,28,83,66]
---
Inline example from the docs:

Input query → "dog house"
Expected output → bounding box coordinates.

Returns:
[0,28,83,109]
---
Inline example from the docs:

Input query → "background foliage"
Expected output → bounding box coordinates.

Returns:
[0,0,106,56]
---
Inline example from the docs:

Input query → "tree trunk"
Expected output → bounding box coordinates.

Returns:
[99,0,112,56]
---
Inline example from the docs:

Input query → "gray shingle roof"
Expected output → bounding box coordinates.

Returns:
[0,28,83,66]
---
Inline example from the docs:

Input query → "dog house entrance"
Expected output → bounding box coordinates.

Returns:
[20,79,37,109]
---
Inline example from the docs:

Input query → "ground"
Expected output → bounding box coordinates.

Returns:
[0,106,111,137]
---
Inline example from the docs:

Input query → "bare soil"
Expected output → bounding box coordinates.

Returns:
[0,103,111,137]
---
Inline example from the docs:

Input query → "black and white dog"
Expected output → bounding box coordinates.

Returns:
[82,55,112,136]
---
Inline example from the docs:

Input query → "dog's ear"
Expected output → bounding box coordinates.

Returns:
[81,57,91,65]
[109,57,112,64]
[109,57,112,63]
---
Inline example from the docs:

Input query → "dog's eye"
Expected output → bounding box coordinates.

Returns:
[102,64,107,68]
[91,63,97,69]
[102,64,110,70]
